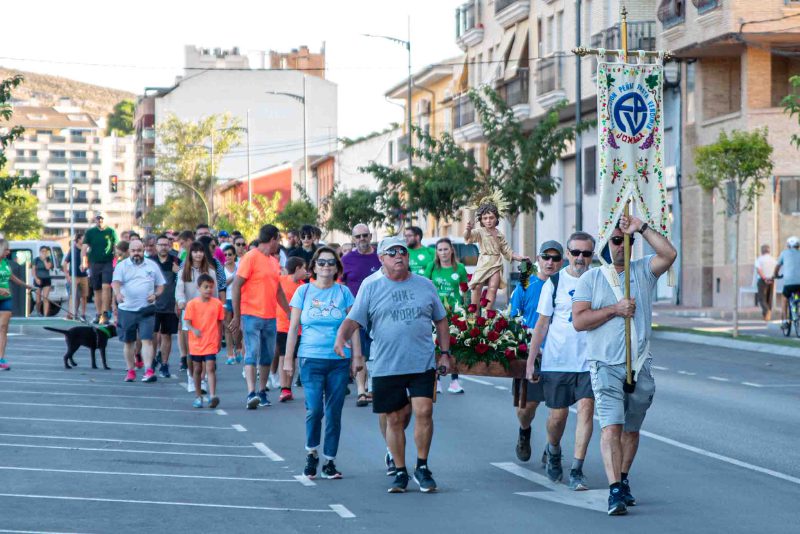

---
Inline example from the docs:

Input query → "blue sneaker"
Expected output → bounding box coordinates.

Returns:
[0,359,10,371]
[258,389,271,407]
[192,397,203,408]
[225,357,236,365]
[608,487,628,515]
[246,392,259,410]
[621,478,636,506]
[544,447,563,482]
[159,363,170,379]
[235,352,243,364]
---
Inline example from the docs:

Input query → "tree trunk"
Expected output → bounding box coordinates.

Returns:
[733,213,740,338]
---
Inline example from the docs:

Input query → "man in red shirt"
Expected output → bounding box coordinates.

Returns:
[230,225,290,409]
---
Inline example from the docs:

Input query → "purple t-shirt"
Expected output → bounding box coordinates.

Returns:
[341,250,381,297]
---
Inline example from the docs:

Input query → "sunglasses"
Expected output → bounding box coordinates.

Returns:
[225,252,236,257]
[234,242,246,247]
[540,254,562,262]
[315,259,337,267]
[610,236,635,246]
[569,249,593,258]
[383,248,408,257]
[301,234,313,239]
[353,233,370,239]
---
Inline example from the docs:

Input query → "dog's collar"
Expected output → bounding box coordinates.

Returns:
[96,325,112,337]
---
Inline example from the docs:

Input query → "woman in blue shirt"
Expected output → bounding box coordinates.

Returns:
[285,246,363,480]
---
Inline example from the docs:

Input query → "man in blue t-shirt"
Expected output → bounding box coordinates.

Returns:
[508,240,564,464]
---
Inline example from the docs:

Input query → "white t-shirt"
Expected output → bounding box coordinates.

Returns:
[753,253,777,286]
[536,269,589,372]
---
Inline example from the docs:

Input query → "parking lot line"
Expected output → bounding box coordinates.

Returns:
[253,442,284,461]
[0,529,93,534]
[0,389,181,401]
[0,432,254,448]
[0,416,236,430]
[0,401,214,414]
[0,493,341,515]
[0,465,303,483]
[0,442,267,458]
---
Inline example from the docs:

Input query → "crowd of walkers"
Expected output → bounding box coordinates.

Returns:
[3,210,678,512]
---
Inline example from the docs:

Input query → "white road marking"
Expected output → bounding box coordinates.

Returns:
[0,493,338,514]
[232,424,247,432]
[0,401,213,414]
[0,389,181,401]
[491,462,607,513]
[652,365,668,371]
[0,432,252,448]
[677,370,696,376]
[495,385,509,391]
[0,379,156,389]
[639,430,800,487]
[459,376,493,386]
[329,504,356,518]
[0,375,120,384]
[0,530,92,534]
[742,382,763,388]
[0,465,302,483]
[708,376,730,382]
[216,409,228,415]
[253,442,284,461]
[295,475,316,487]
[0,416,234,430]
[0,442,265,458]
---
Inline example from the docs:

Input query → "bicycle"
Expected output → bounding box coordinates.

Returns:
[780,287,800,338]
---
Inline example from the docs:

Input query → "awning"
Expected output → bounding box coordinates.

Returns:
[490,26,516,84]
[453,56,469,92]
[505,21,530,80]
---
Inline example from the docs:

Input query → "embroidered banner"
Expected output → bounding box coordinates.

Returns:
[596,60,670,259]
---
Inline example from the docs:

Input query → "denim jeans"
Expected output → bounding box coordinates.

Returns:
[299,357,350,459]
[242,315,276,366]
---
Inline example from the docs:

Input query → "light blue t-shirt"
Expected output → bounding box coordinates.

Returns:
[347,274,446,377]
[778,248,800,286]
[510,276,546,328]
[290,283,355,360]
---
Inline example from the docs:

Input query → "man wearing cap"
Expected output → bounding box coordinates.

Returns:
[82,214,118,325]
[509,240,564,463]
[334,236,452,494]
[527,233,595,491]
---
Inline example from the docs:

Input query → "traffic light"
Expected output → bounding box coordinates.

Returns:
[110,175,118,193]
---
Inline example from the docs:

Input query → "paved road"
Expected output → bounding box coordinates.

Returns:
[1,324,799,533]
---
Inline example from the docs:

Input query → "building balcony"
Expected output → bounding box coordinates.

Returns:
[590,21,656,75]
[50,136,66,143]
[140,127,156,143]
[498,68,530,120]
[13,156,40,164]
[397,133,410,162]
[657,0,685,29]
[455,1,484,49]
[495,0,530,28]
[535,56,567,108]
[692,0,720,15]
[452,94,482,142]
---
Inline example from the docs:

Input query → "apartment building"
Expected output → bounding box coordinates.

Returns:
[5,100,135,237]
[657,0,800,308]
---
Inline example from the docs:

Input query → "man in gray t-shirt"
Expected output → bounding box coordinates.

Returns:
[774,239,800,326]
[572,215,676,516]
[335,236,451,494]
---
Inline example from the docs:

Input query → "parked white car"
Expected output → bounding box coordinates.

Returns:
[8,240,68,316]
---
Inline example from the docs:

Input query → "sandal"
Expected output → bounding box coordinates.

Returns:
[356,393,369,407]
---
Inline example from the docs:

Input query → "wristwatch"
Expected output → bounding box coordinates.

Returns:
[439,350,451,356]
[637,222,650,235]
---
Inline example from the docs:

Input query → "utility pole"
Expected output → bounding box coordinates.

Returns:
[68,159,77,317]
[407,15,412,174]
[303,75,310,202]
[575,0,583,231]
[246,109,252,217]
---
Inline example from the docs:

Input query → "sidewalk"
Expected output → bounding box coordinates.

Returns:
[653,303,786,339]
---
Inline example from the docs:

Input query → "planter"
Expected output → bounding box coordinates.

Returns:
[454,359,527,378]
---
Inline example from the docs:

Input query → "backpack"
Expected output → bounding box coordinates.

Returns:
[548,272,560,324]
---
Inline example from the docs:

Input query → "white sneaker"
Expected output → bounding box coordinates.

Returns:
[436,380,443,394]
[201,379,208,393]
[269,372,280,389]
[186,372,193,393]
[448,379,464,394]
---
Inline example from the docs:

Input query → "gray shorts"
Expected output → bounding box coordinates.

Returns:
[541,371,594,409]
[118,307,155,343]
[589,359,655,431]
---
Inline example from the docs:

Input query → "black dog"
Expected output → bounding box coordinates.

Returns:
[44,324,117,370]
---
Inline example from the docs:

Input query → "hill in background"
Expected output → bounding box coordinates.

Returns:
[0,67,135,120]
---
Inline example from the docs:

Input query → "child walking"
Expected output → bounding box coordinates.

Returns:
[183,274,225,409]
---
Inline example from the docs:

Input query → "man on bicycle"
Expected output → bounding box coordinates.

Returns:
[775,236,800,330]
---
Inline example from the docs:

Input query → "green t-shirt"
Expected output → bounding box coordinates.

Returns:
[85,226,118,264]
[425,262,468,305]
[408,246,436,276]
[0,259,12,300]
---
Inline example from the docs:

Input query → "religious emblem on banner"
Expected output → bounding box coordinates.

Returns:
[596,60,670,257]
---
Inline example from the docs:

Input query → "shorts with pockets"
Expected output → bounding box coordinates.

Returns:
[589,359,655,431]
[511,377,546,404]
[118,308,155,343]
[372,369,436,414]
[90,261,114,290]
[242,315,277,367]
[190,354,217,363]
[541,371,594,409]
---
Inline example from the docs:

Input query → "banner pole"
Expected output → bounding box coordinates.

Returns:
[620,6,634,390]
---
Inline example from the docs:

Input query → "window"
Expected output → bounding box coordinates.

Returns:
[16,149,24,156]
[547,16,555,55]
[541,193,552,205]
[444,107,453,132]
[702,56,741,120]
[556,11,563,53]
[686,62,696,123]
[50,170,66,178]
[388,140,394,165]
[583,146,597,195]
[51,150,66,158]
[725,180,737,217]
[781,177,800,215]
[71,151,87,158]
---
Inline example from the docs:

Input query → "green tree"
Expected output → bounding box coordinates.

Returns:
[1,74,39,198]
[469,87,586,230]
[0,186,41,239]
[106,99,135,136]
[325,187,384,234]
[275,199,318,233]
[216,193,282,242]
[155,113,243,229]
[694,128,774,337]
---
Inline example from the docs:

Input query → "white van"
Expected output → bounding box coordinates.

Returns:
[8,240,68,316]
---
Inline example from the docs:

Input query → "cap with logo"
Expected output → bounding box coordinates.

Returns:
[377,236,409,255]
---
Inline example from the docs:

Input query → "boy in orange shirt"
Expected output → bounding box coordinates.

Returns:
[184,274,225,409]
[272,257,307,402]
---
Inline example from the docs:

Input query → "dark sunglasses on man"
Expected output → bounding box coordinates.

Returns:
[234,242,246,247]
[610,235,635,246]
[383,248,408,257]
[569,249,594,258]
[540,253,562,262]
[301,234,313,240]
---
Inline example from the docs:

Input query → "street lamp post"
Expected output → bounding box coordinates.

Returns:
[267,79,311,202]
[364,18,412,174]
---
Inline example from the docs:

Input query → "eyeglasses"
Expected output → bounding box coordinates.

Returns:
[540,254,562,262]
[610,236,635,246]
[353,233,369,240]
[383,248,408,257]
[156,243,170,247]
[569,249,594,258]
[234,242,246,247]
[225,252,236,257]
[301,234,313,239]
[315,259,337,267]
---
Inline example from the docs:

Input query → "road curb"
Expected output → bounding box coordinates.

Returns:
[652,330,800,358]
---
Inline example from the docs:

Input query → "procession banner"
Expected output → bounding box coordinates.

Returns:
[596,59,671,267]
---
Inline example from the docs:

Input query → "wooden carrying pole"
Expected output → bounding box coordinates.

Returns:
[620,10,633,389]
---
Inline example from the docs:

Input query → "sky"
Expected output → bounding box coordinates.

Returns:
[1,0,463,138]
